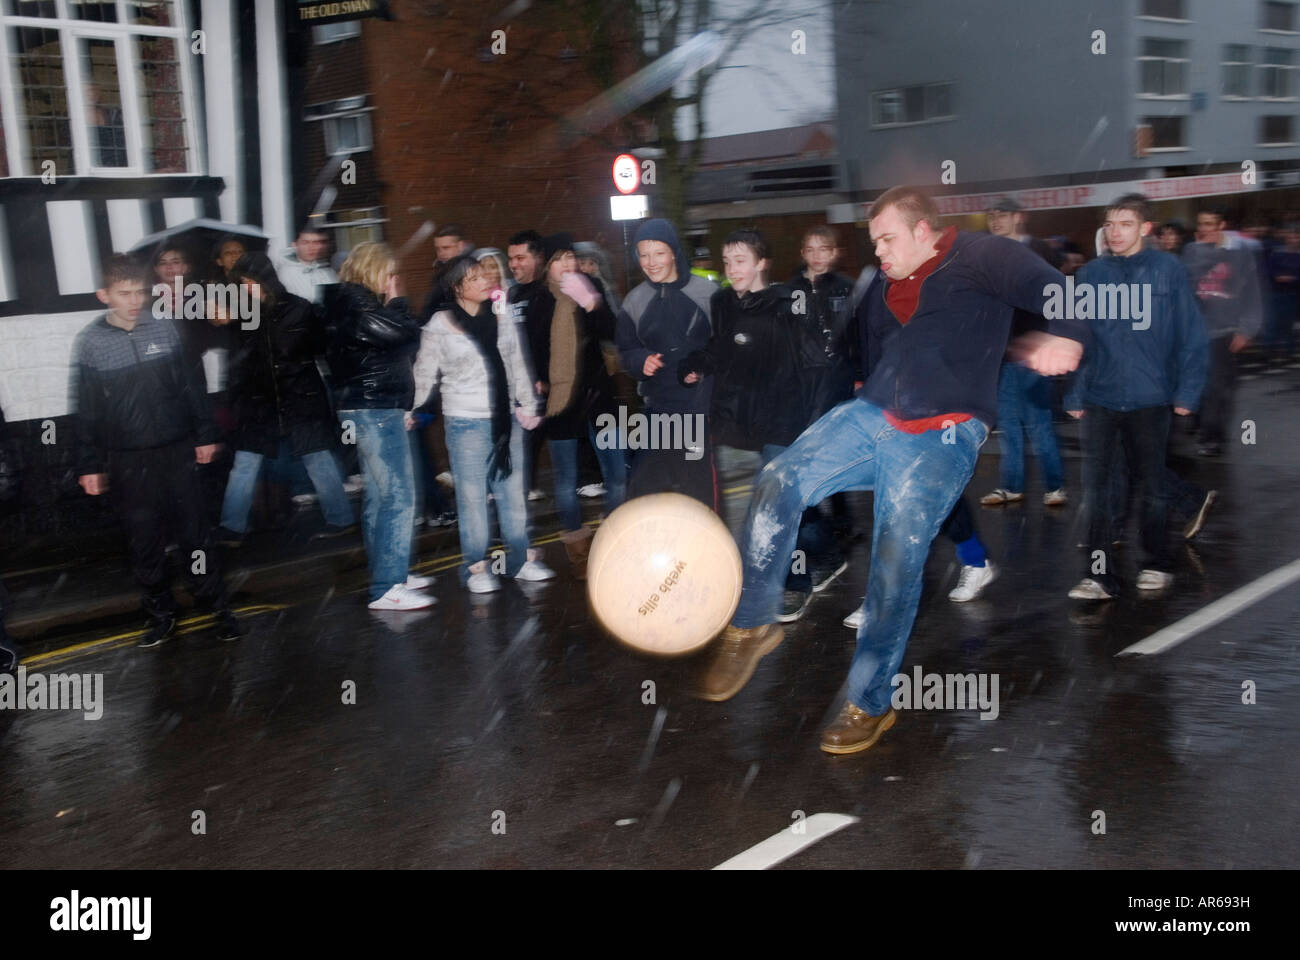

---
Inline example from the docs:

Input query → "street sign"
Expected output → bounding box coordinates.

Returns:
[613,154,640,195]
[610,194,649,221]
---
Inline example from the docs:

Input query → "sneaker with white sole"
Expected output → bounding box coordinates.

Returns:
[843,605,867,630]
[435,471,455,489]
[810,559,849,593]
[344,474,365,494]
[980,488,1023,505]
[514,548,557,582]
[577,483,605,498]
[466,561,501,594]
[368,584,437,611]
[1068,578,1115,600]
[1136,568,1174,591]
[405,573,435,590]
[1043,488,1068,506]
[948,561,997,602]
[527,488,546,502]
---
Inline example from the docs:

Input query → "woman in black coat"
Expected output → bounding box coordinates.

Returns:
[215,252,354,541]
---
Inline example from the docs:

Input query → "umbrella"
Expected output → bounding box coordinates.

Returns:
[128,218,271,283]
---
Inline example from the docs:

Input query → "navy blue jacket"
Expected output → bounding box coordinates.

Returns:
[1063,248,1208,413]
[856,231,1087,428]
[616,219,718,415]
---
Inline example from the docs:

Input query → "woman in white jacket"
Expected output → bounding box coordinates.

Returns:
[412,254,554,592]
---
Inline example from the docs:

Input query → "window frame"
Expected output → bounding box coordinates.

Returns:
[1261,1,1299,33]
[1137,0,1189,23]
[1141,114,1189,152]
[1137,37,1191,99]
[1258,46,1297,99]
[1258,114,1297,145]
[1222,43,1254,99]
[0,0,199,178]
[321,110,372,157]
[869,81,955,129]
[313,20,359,44]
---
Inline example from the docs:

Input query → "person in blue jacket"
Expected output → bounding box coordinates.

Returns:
[1064,193,1208,600]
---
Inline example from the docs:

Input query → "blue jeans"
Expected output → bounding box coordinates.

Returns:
[733,399,988,715]
[549,422,629,531]
[219,445,353,533]
[340,408,416,601]
[759,443,841,593]
[445,416,530,583]
[996,362,1063,492]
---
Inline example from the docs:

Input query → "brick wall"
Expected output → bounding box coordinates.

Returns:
[358,1,643,303]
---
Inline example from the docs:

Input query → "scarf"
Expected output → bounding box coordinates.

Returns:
[453,300,513,482]
[544,275,583,417]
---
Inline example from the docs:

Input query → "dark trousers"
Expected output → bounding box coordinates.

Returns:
[627,413,718,512]
[108,441,226,620]
[1199,335,1237,445]
[939,494,976,544]
[1082,405,1172,591]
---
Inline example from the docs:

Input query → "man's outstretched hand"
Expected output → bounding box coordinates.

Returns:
[1009,332,1083,377]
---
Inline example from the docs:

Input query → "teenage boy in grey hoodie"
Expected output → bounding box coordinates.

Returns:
[615,219,720,509]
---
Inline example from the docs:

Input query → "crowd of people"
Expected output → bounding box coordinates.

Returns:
[0,186,1289,747]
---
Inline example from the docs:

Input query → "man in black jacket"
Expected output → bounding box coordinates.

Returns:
[72,255,243,648]
[507,229,554,498]
[696,186,1085,754]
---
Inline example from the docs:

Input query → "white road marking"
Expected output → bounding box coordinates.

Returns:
[1117,556,1300,657]
[713,813,859,870]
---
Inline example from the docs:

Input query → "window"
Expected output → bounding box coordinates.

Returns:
[325,207,386,254]
[1260,114,1295,143]
[1223,44,1253,97]
[1262,1,1297,31]
[1144,115,1187,149]
[1259,47,1295,97]
[1,0,193,176]
[1138,38,1189,96]
[870,82,954,127]
[1140,0,1187,19]
[323,112,371,155]
[314,20,360,44]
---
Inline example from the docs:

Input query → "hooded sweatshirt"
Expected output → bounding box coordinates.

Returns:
[615,219,718,415]
[1182,239,1265,340]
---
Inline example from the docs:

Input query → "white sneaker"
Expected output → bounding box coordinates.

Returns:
[292,493,319,506]
[527,488,546,502]
[948,561,997,602]
[343,474,364,494]
[1043,488,1068,506]
[436,471,455,490]
[577,483,605,498]
[843,606,867,630]
[1068,578,1114,600]
[1136,568,1174,591]
[467,562,501,594]
[405,573,435,590]
[368,584,436,611]
[514,548,557,582]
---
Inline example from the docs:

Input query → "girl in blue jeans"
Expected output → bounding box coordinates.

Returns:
[413,255,553,593]
[323,242,434,611]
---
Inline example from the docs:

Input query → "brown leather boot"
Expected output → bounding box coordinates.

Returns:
[561,526,595,580]
[820,702,896,755]
[694,623,784,702]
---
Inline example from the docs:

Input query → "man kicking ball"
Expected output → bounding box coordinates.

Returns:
[695,186,1087,754]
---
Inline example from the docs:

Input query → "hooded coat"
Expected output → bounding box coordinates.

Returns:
[615,219,718,415]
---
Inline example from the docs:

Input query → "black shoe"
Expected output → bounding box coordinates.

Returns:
[311,522,358,541]
[215,526,245,548]
[777,589,812,623]
[213,608,246,642]
[810,560,849,594]
[139,615,176,649]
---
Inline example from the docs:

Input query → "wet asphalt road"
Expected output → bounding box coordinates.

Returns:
[2,371,1299,870]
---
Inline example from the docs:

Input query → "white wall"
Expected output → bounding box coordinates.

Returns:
[0,311,101,422]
